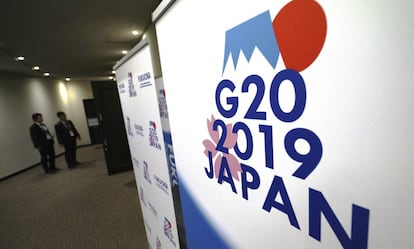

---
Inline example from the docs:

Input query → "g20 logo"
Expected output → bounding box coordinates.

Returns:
[202,1,370,249]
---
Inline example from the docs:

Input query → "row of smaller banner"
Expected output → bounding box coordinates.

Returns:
[115,42,182,249]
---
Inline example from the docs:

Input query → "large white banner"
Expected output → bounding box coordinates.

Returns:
[155,0,414,248]
[114,41,180,249]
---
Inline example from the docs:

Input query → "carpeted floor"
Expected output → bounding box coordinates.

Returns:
[0,145,148,249]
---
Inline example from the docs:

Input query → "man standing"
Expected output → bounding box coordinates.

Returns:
[29,113,59,174]
[55,111,81,168]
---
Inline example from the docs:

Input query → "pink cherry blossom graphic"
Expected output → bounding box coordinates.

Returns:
[202,115,241,180]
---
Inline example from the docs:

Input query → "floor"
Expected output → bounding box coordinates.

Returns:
[0,145,148,249]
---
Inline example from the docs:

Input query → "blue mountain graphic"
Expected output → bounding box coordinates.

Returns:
[223,10,279,74]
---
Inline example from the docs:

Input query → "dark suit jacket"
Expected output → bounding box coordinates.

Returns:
[29,123,54,149]
[54,120,80,145]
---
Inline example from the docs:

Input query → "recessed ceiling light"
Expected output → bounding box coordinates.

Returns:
[108,76,114,80]
[122,50,128,55]
[16,56,25,61]
[131,30,139,36]
[32,66,40,71]
[65,77,71,81]
[112,70,116,74]
[43,72,50,77]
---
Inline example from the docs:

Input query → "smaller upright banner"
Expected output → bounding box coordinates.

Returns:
[115,40,181,249]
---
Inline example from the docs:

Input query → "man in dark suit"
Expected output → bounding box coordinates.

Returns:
[55,111,81,168]
[29,113,59,174]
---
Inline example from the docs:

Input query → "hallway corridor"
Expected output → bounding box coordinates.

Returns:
[0,145,148,249]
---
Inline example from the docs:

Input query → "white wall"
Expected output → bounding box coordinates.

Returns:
[0,72,93,178]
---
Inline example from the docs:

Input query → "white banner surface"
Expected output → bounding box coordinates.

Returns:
[155,0,414,248]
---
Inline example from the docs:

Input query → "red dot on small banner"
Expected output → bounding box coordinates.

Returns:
[273,0,327,72]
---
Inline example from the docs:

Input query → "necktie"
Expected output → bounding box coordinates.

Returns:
[41,124,52,139]
[64,122,75,136]
[64,122,71,130]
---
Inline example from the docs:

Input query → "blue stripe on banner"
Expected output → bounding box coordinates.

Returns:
[163,132,179,187]
[179,180,232,249]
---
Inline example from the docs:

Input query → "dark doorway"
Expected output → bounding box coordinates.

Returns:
[91,81,132,175]
[83,99,103,144]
